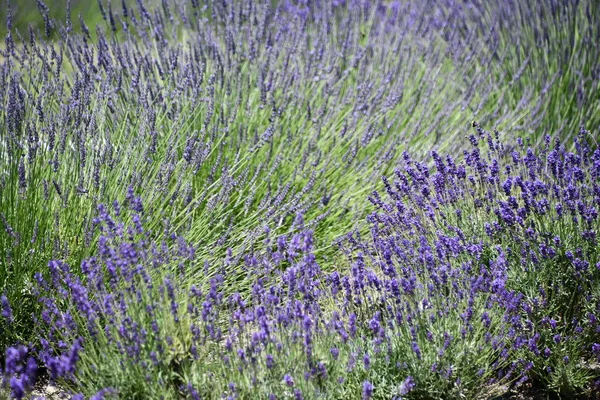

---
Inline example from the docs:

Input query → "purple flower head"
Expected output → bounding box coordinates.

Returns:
[41,339,82,380]
[283,374,294,387]
[349,313,357,337]
[317,362,328,380]
[293,211,304,228]
[369,313,380,334]
[363,352,371,370]
[4,346,25,376]
[9,376,26,400]
[294,389,304,400]
[2,346,37,399]
[25,357,38,380]
[543,348,552,358]
[553,334,561,344]
[362,380,374,399]
[411,341,421,360]
[398,376,416,395]
[1,294,14,322]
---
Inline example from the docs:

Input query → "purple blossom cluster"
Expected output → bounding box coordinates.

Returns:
[2,128,594,398]
[0,0,599,398]
[1,294,13,323]
[0,314,112,399]
[1,346,37,399]
[4,0,537,351]
[355,127,600,394]
[32,198,335,397]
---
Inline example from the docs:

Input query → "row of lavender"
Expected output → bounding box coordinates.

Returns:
[0,0,526,349]
[1,0,599,398]
[1,0,598,350]
[2,128,599,398]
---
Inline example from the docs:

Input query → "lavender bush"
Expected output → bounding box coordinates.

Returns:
[354,127,600,396]
[2,128,596,398]
[1,346,37,399]
[1,0,599,398]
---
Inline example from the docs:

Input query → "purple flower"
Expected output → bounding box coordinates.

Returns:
[265,354,274,370]
[18,157,26,190]
[10,376,26,399]
[294,389,304,400]
[1,347,37,399]
[330,347,339,360]
[543,348,552,358]
[481,312,491,328]
[398,376,416,395]
[553,334,561,344]
[349,313,357,337]
[411,341,422,360]
[362,380,374,399]
[41,339,82,380]
[1,294,13,322]
[4,346,24,376]
[25,357,38,380]
[363,352,371,370]
[283,374,294,387]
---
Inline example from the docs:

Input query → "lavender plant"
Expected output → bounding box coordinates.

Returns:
[355,126,600,396]
[0,345,37,400]
[11,127,597,399]
[0,0,599,398]
[1,0,597,350]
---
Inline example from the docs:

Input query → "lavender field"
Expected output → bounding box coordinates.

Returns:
[1,1,599,399]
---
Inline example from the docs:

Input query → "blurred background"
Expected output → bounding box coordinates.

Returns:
[1,0,119,39]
